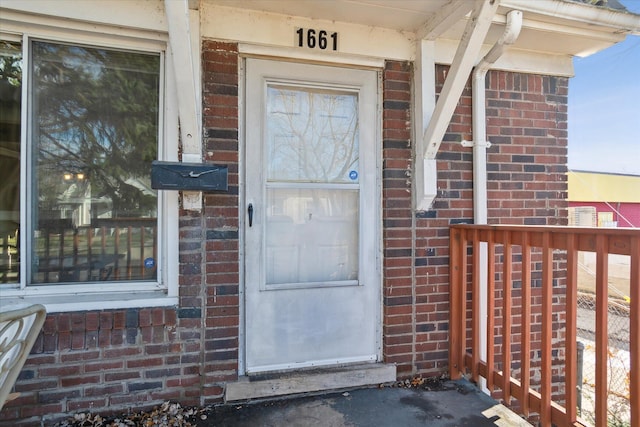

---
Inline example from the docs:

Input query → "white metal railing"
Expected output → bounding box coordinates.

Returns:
[0,304,46,410]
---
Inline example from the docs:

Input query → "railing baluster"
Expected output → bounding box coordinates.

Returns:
[521,232,531,416]
[460,229,468,375]
[127,226,133,280]
[87,226,93,280]
[565,234,578,424]
[114,226,120,280]
[153,225,158,279]
[140,225,146,278]
[595,234,609,427]
[72,228,79,275]
[486,232,496,392]
[1,234,7,283]
[541,232,553,426]
[43,229,51,282]
[630,236,639,427]
[58,227,65,281]
[502,231,512,405]
[472,229,481,383]
[100,226,106,258]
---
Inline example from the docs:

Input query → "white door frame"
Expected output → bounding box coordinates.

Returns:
[239,57,383,375]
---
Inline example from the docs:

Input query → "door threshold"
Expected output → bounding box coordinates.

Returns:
[225,363,396,403]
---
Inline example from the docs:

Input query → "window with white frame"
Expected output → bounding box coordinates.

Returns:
[0,26,178,304]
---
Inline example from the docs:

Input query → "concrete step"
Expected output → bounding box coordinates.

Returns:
[225,363,396,402]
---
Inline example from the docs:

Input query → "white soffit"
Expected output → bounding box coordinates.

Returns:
[201,4,415,62]
[203,2,566,75]
[206,0,639,59]
[208,0,449,31]
[439,7,632,58]
[0,0,169,33]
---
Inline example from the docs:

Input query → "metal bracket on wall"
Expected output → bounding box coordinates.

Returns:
[461,140,492,148]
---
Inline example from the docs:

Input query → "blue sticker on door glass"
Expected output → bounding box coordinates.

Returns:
[349,170,358,180]
[144,258,156,269]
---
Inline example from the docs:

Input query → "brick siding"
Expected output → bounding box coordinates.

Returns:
[201,40,240,403]
[1,308,199,425]
[381,60,416,377]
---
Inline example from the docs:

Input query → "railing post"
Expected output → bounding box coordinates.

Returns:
[565,234,579,423]
[449,227,462,379]
[630,236,639,427]
[502,230,513,405]
[471,229,481,383]
[540,232,553,425]
[486,234,496,392]
[595,234,609,427]
[521,232,531,417]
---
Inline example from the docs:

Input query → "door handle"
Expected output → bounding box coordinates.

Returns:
[248,203,254,227]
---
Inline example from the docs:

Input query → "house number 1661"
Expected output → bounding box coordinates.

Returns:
[296,28,338,51]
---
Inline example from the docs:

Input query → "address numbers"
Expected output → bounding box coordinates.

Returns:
[296,28,338,51]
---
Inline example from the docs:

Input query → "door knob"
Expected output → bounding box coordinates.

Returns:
[248,203,254,227]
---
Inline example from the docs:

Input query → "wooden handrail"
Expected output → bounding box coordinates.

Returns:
[449,224,640,427]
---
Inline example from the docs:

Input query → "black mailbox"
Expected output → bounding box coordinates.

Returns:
[151,161,228,191]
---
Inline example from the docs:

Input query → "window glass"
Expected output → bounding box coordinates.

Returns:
[266,188,358,286]
[30,41,160,284]
[266,85,359,183]
[0,41,22,284]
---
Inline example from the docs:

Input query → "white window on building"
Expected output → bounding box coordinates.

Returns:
[0,23,179,311]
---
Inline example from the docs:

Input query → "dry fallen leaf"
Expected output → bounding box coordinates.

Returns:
[53,402,209,427]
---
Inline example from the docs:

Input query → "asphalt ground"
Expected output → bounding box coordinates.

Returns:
[203,380,530,427]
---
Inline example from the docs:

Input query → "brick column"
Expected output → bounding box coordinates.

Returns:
[201,40,240,402]
[381,60,415,377]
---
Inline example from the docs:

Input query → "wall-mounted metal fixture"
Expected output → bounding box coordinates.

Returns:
[151,161,228,191]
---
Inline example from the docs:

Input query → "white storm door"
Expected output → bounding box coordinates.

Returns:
[244,58,380,374]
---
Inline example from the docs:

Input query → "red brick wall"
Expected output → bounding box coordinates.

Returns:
[1,49,568,424]
[485,70,568,226]
[381,63,568,384]
[0,308,201,425]
[381,60,416,377]
[200,40,240,403]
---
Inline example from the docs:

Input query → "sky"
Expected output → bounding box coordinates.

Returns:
[568,0,640,176]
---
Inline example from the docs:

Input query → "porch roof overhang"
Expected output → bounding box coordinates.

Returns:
[207,0,640,59]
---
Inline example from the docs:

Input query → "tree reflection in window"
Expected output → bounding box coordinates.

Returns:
[267,86,359,184]
[0,41,22,283]
[31,41,160,283]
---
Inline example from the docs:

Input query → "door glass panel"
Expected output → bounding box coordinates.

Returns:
[266,85,359,183]
[266,188,358,286]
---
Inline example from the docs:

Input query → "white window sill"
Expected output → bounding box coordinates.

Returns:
[0,291,178,313]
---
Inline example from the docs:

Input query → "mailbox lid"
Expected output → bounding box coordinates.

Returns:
[151,161,228,191]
